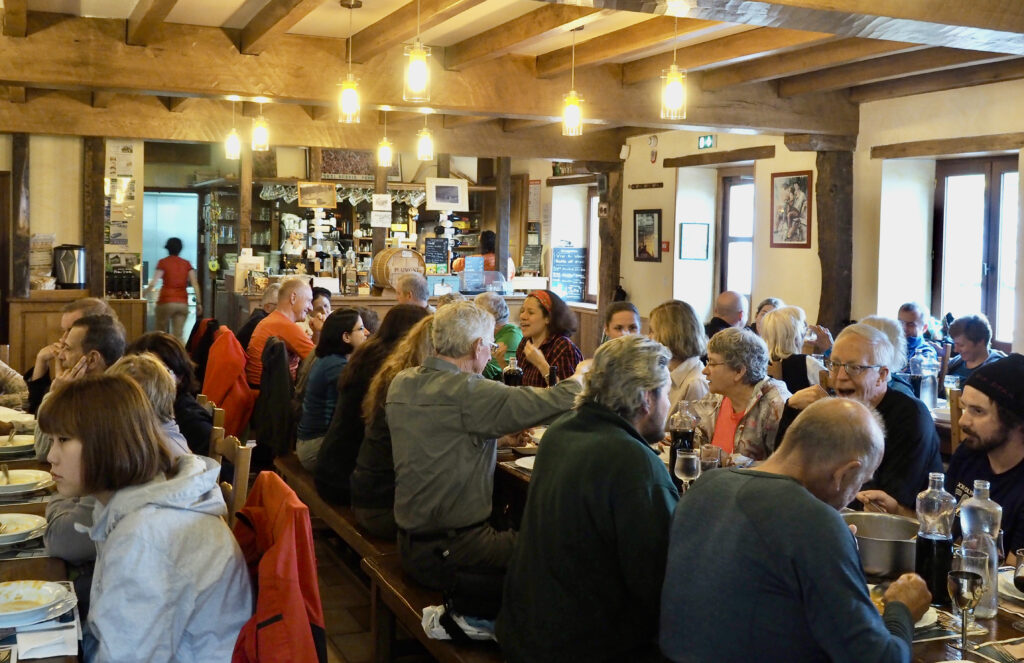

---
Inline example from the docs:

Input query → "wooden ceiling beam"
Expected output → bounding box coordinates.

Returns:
[91,91,117,108]
[622,27,834,85]
[871,132,1024,159]
[126,0,179,46]
[535,17,721,79]
[351,0,487,64]
[7,86,26,103]
[0,13,858,135]
[159,96,197,112]
[701,37,921,90]
[784,133,857,151]
[664,145,776,168]
[240,0,328,55]
[778,47,1016,97]
[1,0,27,37]
[303,105,331,121]
[442,114,492,128]
[502,118,557,132]
[849,57,1024,103]
[0,92,635,161]
[445,5,599,71]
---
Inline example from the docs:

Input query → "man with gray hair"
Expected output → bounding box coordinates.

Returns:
[661,398,931,662]
[235,282,281,351]
[780,323,942,508]
[497,335,678,662]
[395,272,431,310]
[388,300,586,589]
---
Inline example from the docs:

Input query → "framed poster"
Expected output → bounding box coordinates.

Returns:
[633,209,661,262]
[426,177,469,211]
[297,181,336,208]
[679,223,709,260]
[322,148,402,181]
[770,170,813,249]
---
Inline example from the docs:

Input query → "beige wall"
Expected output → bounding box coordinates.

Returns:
[28,135,83,245]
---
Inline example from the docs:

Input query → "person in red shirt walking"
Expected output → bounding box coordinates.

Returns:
[145,237,201,340]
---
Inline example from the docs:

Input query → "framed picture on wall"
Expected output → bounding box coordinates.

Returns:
[633,209,661,262]
[770,170,813,248]
[426,177,469,211]
[679,222,709,260]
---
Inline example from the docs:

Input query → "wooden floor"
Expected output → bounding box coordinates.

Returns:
[315,526,433,663]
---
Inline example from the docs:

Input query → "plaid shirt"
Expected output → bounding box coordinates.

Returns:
[517,334,583,388]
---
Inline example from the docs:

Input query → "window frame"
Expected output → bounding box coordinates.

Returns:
[718,172,755,298]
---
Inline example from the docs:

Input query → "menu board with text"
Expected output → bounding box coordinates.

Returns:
[550,247,586,302]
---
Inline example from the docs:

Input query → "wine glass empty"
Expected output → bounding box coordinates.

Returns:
[674,451,700,493]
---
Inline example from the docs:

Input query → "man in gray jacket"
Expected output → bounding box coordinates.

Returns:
[388,300,584,589]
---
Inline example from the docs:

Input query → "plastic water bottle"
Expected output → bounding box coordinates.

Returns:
[915,472,956,606]
[960,480,1002,619]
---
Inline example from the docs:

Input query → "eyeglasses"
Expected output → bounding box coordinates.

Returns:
[488,342,500,352]
[825,359,881,377]
[705,361,728,368]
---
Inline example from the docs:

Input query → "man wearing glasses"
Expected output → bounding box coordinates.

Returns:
[779,323,942,509]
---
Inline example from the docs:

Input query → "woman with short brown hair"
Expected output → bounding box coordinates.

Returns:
[39,374,251,661]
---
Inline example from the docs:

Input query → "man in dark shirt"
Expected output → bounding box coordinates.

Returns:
[704,290,747,339]
[497,336,678,663]
[859,354,1024,555]
[779,323,942,508]
[660,398,930,663]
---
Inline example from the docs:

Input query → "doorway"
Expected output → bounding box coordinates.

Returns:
[142,191,200,340]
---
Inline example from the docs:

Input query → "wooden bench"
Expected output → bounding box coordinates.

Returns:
[273,453,396,560]
[362,553,504,663]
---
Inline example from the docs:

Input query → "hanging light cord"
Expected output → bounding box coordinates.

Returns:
[673,17,678,65]
[347,7,353,73]
[231,100,235,127]
[416,0,421,39]
[384,110,388,137]
[571,28,577,90]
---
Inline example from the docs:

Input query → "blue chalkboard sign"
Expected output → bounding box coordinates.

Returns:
[550,247,586,303]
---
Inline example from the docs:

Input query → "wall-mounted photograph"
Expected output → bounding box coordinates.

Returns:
[770,171,813,249]
[634,209,662,262]
[426,177,469,211]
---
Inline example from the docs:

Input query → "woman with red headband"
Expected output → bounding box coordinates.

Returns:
[516,289,583,387]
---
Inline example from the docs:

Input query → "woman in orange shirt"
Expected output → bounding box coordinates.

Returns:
[145,237,201,341]
[451,230,516,276]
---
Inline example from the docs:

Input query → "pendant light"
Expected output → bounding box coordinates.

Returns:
[403,0,430,102]
[225,99,241,160]
[660,17,687,120]
[338,1,361,123]
[252,102,270,152]
[417,115,434,161]
[562,27,583,137]
[377,111,393,168]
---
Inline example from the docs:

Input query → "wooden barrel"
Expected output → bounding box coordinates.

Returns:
[370,247,426,289]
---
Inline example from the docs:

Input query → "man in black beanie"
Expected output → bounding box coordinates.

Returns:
[858,354,1024,557]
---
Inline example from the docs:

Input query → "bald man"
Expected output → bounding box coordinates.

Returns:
[661,398,930,663]
[705,291,748,339]
[245,278,323,386]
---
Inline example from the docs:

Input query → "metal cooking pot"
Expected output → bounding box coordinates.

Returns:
[842,512,919,579]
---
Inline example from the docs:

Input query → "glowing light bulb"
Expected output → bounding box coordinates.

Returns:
[225,128,241,160]
[661,64,687,120]
[338,75,360,124]
[562,90,583,137]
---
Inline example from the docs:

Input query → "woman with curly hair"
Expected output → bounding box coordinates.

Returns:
[516,290,583,387]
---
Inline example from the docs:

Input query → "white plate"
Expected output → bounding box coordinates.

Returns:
[915,606,938,628]
[998,568,1024,601]
[0,435,35,453]
[0,581,72,628]
[511,445,538,456]
[514,456,535,471]
[932,408,951,423]
[0,514,46,545]
[0,408,34,424]
[528,427,546,442]
[0,470,52,495]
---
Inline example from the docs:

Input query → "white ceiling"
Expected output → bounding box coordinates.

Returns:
[3,0,744,60]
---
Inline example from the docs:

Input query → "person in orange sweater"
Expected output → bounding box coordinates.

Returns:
[246,278,323,386]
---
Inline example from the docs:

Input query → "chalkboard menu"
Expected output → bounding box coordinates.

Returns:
[424,237,449,274]
[521,245,542,273]
[550,247,586,302]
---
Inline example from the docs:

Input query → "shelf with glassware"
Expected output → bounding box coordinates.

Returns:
[200,187,241,274]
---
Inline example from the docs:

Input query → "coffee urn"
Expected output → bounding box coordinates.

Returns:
[53,245,87,289]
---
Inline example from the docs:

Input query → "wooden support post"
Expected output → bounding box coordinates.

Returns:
[0,171,9,341]
[495,157,511,280]
[583,161,624,315]
[307,146,322,181]
[815,150,853,332]
[10,134,30,300]
[437,154,451,179]
[82,137,106,297]
[372,165,387,257]
[239,143,253,249]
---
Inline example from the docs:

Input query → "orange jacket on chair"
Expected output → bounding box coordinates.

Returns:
[202,327,256,437]
[232,471,327,663]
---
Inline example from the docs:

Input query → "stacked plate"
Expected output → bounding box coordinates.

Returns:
[0,434,36,457]
[0,581,77,628]
[0,513,46,547]
[0,470,54,496]
[997,568,1024,602]
[514,456,535,471]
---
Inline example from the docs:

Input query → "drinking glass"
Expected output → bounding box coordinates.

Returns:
[1013,549,1024,632]
[674,451,700,492]
[700,444,722,472]
[949,547,989,648]
[943,375,961,399]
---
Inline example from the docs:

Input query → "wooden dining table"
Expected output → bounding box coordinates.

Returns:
[0,551,78,662]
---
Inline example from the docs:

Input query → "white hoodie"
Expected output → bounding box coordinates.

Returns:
[83,455,252,662]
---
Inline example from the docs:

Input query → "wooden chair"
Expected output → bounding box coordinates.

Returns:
[0,345,9,366]
[196,393,210,408]
[948,388,964,455]
[209,433,252,527]
[212,406,226,428]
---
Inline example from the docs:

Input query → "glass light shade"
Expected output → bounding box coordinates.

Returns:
[417,127,434,161]
[377,137,393,168]
[562,90,583,137]
[225,128,241,160]
[338,74,360,124]
[103,177,111,197]
[252,116,270,151]
[404,41,431,102]
[661,64,687,120]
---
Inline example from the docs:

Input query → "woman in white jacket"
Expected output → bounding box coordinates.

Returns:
[38,374,252,663]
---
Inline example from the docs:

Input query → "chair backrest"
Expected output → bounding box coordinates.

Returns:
[0,345,9,366]
[196,393,210,408]
[948,388,964,454]
[938,343,952,387]
[212,406,226,428]
[209,433,252,527]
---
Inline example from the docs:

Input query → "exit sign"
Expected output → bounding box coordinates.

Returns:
[698,135,716,149]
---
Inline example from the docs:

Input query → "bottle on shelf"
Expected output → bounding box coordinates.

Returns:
[960,480,1002,619]
[915,472,956,606]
